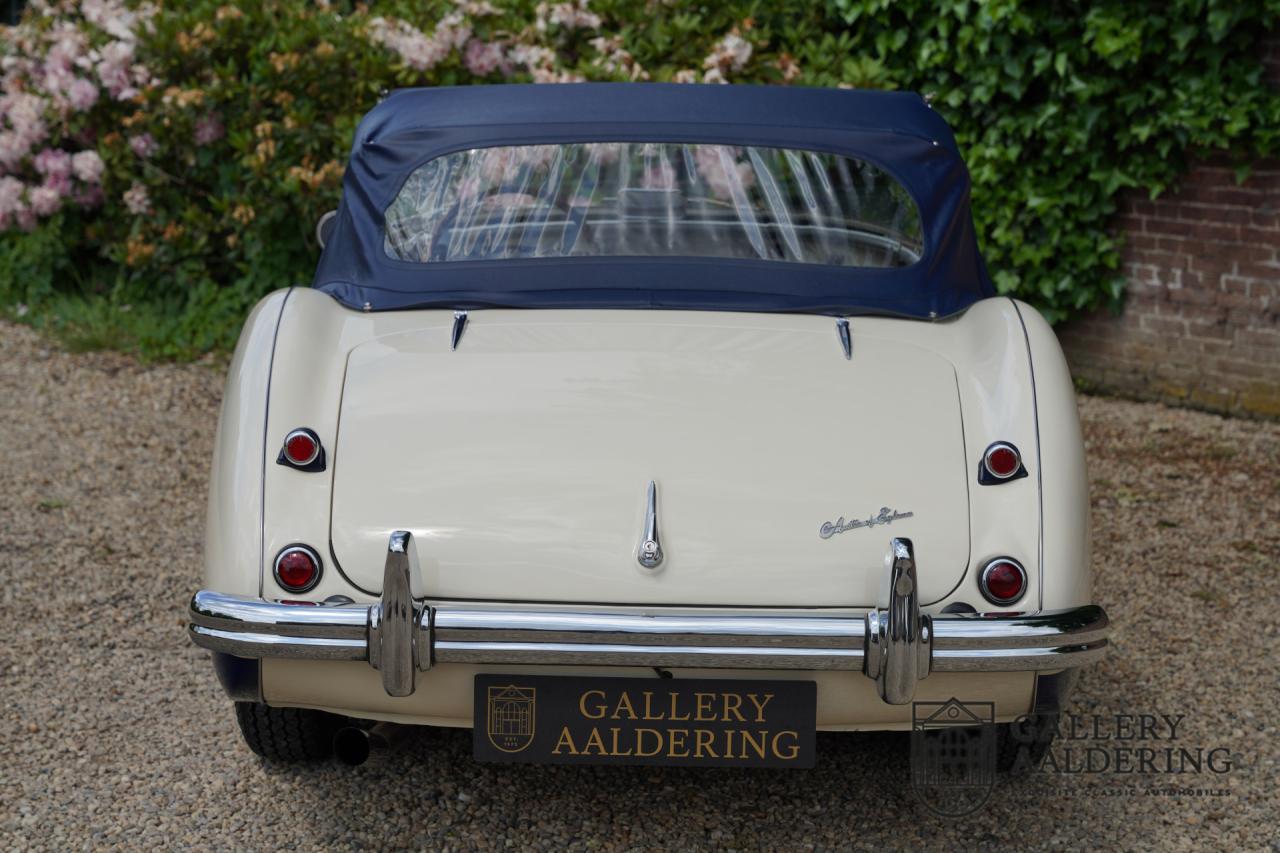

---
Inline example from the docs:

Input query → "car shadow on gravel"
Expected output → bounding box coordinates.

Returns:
[265,726,921,836]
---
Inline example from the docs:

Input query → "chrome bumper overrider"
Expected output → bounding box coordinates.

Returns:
[189,533,1109,705]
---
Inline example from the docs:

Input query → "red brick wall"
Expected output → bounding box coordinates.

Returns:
[1056,39,1280,419]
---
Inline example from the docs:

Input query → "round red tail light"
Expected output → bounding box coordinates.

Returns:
[979,558,1027,605]
[274,545,322,593]
[983,442,1022,479]
[283,429,321,466]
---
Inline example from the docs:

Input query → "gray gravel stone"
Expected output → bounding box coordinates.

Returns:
[1,322,1276,851]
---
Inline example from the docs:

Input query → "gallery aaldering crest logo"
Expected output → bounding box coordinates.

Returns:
[487,685,536,753]
[910,698,997,817]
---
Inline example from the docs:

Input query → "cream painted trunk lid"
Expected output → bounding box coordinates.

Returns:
[329,315,970,607]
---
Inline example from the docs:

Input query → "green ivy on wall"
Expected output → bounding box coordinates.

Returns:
[827,0,1280,321]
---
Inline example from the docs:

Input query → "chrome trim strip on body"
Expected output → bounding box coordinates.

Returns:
[435,641,864,670]
[432,609,863,647]
[257,287,293,600]
[1011,299,1046,611]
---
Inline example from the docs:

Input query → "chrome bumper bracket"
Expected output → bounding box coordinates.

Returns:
[369,530,418,696]
[864,538,933,704]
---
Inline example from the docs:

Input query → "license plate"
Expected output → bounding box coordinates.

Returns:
[474,674,816,768]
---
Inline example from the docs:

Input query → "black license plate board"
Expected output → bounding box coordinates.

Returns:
[474,674,816,768]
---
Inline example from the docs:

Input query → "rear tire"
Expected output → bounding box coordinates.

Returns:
[997,713,1059,774]
[234,701,343,762]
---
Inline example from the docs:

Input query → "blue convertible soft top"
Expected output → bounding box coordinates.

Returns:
[314,83,994,318]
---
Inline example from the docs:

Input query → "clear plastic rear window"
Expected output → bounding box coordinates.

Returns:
[383,142,923,267]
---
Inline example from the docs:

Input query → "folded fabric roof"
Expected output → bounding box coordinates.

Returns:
[314,83,994,318]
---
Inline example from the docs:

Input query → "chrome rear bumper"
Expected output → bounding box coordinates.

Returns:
[189,533,1109,705]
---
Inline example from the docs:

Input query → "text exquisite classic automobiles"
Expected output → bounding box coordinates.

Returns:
[188,84,1109,769]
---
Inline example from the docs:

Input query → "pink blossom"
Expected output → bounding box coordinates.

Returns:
[81,0,153,40]
[41,64,77,107]
[100,39,136,67]
[507,44,556,73]
[42,171,73,198]
[96,59,132,99]
[464,40,506,76]
[72,150,105,183]
[34,148,73,180]
[122,181,150,215]
[437,12,473,50]
[589,35,647,81]
[46,23,88,66]
[95,41,139,100]
[703,32,753,76]
[16,209,37,232]
[366,16,452,71]
[537,1,602,33]
[29,185,62,216]
[129,132,158,158]
[457,1,500,15]
[0,177,25,217]
[194,113,224,146]
[67,78,99,111]
[2,93,49,152]
[0,132,30,170]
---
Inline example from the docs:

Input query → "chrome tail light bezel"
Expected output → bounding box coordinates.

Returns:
[277,427,326,472]
[978,557,1028,606]
[978,441,1027,485]
[273,544,324,594]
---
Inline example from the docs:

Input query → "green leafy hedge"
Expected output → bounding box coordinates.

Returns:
[830,0,1280,319]
[1,0,1277,357]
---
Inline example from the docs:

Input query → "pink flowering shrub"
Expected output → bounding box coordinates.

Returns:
[0,0,855,356]
[0,0,153,231]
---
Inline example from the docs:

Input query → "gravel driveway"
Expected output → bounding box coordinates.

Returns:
[1,321,1276,851]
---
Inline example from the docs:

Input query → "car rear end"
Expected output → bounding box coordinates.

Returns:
[189,84,1107,767]
[192,289,1106,764]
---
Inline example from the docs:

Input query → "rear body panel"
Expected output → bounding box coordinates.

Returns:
[254,289,1052,615]
[199,287,1098,728]
[329,318,968,607]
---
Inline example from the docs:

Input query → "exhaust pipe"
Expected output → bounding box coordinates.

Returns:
[332,722,413,766]
[333,726,373,766]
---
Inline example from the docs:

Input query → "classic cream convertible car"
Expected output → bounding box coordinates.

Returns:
[188,84,1109,769]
